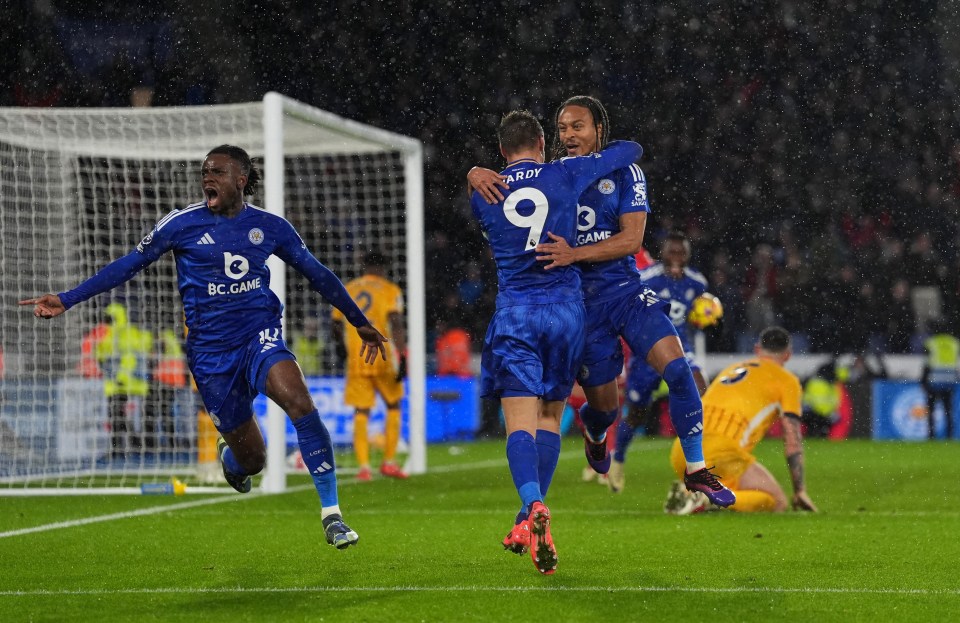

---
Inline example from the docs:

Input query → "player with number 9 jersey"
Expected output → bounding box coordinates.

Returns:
[471,132,642,401]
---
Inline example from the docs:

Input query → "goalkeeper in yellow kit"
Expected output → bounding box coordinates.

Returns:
[332,252,408,481]
[664,326,818,514]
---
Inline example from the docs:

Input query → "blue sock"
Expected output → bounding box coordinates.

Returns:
[221,445,247,475]
[293,410,339,508]
[662,358,705,464]
[517,429,561,523]
[536,430,562,498]
[613,418,636,463]
[506,431,542,510]
[580,404,619,442]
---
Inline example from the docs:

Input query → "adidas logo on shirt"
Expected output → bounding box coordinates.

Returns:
[197,233,215,245]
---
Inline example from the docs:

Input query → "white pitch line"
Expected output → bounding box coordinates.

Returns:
[0,444,668,540]
[1,585,958,597]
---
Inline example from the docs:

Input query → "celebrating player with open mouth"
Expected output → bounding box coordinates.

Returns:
[21,145,387,550]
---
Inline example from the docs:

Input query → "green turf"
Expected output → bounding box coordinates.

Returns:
[2,438,959,622]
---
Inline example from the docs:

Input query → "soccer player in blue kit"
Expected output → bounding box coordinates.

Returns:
[610,231,710,493]
[470,110,641,574]
[21,145,387,550]
[470,96,734,510]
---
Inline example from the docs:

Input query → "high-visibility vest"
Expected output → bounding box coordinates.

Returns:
[79,324,109,378]
[925,333,960,384]
[96,303,152,397]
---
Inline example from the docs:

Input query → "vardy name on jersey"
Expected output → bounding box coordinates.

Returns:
[470,141,642,308]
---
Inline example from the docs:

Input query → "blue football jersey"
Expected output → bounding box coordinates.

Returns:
[59,201,369,356]
[576,163,650,303]
[638,263,708,350]
[134,203,321,351]
[471,141,642,308]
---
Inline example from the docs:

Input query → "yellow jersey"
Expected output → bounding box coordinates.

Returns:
[332,274,404,376]
[701,357,803,452]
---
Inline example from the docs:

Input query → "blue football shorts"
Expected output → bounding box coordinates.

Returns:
[578,285,675,388]
[480,301,585,401]
[187,323,297,433]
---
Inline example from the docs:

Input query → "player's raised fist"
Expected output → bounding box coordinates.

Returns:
[19,294,66,319]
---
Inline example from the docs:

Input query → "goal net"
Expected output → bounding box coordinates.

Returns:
[0,92,425,494]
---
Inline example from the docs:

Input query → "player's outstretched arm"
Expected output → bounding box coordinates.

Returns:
[19,294,66,319]
[356,324,388,364]
[782,412,817,512]
[467,167,510,204]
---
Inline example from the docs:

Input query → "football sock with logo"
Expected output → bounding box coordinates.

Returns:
[293,409,340,512]
[662,358,706,470]
[506,431,542,511]
[384,406,401,462]
[353,411,370,468]
[613,418,636,463]
[580,404,618,442]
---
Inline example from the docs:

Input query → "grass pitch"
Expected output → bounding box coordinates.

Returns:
[2,438,959,622]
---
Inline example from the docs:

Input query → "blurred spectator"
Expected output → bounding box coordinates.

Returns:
[741,243,778,349]
[884,278,918,353]
[922,318,959,439]
[96,303,152,460]
[290,316,325,378]
[435,321,472,379]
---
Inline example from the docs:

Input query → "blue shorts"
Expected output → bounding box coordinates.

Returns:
[578,285,674,388]
[625,351,701,406]
[480,301,585,401]
[187,324,297,433]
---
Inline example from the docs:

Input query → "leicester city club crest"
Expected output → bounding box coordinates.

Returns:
[597,179,615,195]
[248,228,264,245]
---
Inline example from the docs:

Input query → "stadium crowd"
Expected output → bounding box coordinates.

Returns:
[4,0,959,356]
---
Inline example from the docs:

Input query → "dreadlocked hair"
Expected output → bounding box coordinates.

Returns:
[551,95,611,159]
[206,144,262,196]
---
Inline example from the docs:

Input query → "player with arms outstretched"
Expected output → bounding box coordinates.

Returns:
[610,231,710,492]
[471,110,641,574]
[664,326,818,514]
[21,145,387,549]
[470,96,733,509]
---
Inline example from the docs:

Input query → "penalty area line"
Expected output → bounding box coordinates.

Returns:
[1,585,959,597]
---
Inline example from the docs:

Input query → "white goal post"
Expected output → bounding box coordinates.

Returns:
[0,92,426,494]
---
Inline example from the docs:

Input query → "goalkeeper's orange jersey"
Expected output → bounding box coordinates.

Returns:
[701,357,803,452]
[332,274,403,377]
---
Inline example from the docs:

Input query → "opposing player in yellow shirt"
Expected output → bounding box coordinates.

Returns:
[665,326,818,514]
[332,252,408,481]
